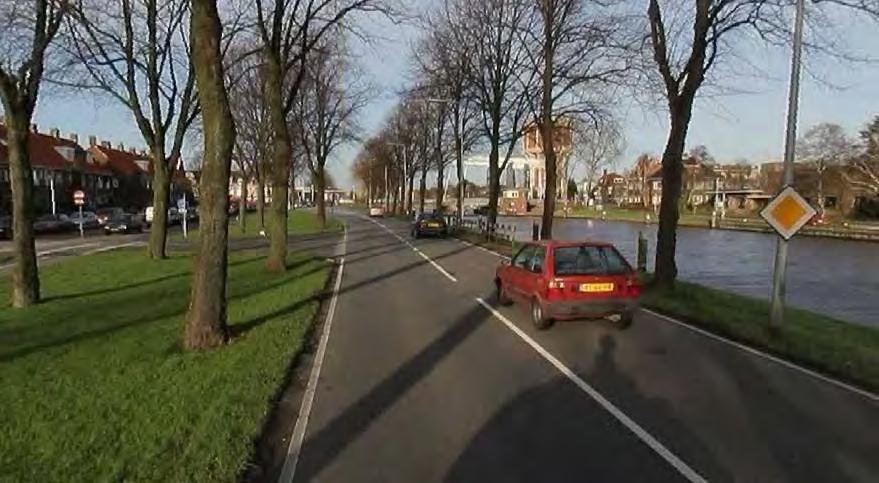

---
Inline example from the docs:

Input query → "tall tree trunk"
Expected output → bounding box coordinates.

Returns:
[264,56,290,272]
[436,159,445,211]
[454,116,463,219]
[5,113,40,307]
[654,102,693,288]
[539,20,557,240]
[256,168,266,229]
[315,167,326,226]
[185,0,235,350]
[239,174,248,233]
[407,169,415,214]
[487,125,501,227]
[817,165,825,214]
[419,167,427,214]
[148,143,170,258]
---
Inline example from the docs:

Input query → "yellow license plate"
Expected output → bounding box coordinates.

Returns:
[428,222,440,227]
[580,283,614,293]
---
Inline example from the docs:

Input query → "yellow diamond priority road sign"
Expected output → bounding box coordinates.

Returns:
[760,186,816,240]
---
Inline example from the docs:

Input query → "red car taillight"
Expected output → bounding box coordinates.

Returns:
[546,279,566,299]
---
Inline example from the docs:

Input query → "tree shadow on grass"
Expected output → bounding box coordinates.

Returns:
[0,256,325,363]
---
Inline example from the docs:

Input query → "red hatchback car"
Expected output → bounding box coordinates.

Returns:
[494,240,641,329]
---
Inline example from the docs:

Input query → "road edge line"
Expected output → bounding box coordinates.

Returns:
[458,234,879,403]
[643,308,879,402]
[278,225,348,483]
[475,297,706,483]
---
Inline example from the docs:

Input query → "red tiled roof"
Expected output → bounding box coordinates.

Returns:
[89,145,151,176]
[0,124,74,169]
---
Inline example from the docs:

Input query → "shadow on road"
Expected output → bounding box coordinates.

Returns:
[445,334,728,483]
[294,303,490,481]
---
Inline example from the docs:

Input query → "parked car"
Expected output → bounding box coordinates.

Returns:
[104,214,145,235]
[34,214,75,233]
[368,206,384,217]
[145,206,185,225]
[473,205,490,216]
[96,207,125,226]
[68,211,100,229]
[412,212,448,238]
[494,240,641,330]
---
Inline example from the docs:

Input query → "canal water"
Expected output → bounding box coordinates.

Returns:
[493,216,879,327]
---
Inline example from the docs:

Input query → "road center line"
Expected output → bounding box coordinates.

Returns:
[475,297,707,483]
[279,225,348,483]
[366,217,457,283]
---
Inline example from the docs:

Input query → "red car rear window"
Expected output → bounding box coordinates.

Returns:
[553,245,630,275]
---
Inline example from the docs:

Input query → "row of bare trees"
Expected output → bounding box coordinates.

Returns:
[355,0,878,289]
[0,0,382,351]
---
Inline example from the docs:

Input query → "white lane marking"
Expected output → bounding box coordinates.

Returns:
[476,297,707,483]
[82,241,145,255]
[460,236,878,403]
[643,308,879,403]
[457,238,509,259]
[366,217,457,283]
[279,225,348,483]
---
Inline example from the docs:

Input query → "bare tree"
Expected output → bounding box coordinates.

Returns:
[572,118,624,201]
[185,0,236,350]
[416,9,480,219]
[251,0,393,272]
[0,0,66,307]
[293,39,367,226]
[66,0,199,259]
[643,0,878,286]
[443,0,534,226]
[228,48,271,232]
[797,122,855,212]
[846,116,879,196]
[523,0,630,238]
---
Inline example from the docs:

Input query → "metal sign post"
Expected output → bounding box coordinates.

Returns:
[768,0,807,330]
[179,197,188,240]
[73,190,86,238]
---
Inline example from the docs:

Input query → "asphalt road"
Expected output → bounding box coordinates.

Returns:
[0,230,148,271]
[289,211,879,483]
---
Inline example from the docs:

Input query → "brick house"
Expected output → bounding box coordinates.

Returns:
[0,124,116,214]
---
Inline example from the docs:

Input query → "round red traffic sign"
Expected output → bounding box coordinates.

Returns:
[74,190,86,205]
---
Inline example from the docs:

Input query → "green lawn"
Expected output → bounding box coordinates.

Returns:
[452,228,879,392]
[182,209,342,241]
[0,248,330,481]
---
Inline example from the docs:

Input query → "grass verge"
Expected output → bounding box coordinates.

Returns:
[451,228,879,393]
[182,209,342,240]
[641,280,879,393]
[0,248,331,481]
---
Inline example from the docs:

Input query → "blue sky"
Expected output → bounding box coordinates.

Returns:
[29,8,879,189]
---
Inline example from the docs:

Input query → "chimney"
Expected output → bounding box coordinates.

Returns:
[69,133,79,145]
[31,124,38,133]
[128,146,136,153]
[88,135,97,146]
[117,142,125,151]
[50,128,60,139]
[101,140,111,149]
